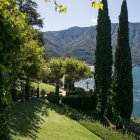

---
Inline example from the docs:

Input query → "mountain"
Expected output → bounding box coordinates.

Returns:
[44,23,140,65]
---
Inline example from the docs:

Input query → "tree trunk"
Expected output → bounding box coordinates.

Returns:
[55,82,59,95]
[100,89,107,119]
[37,82,39,98]
[25,77,30,100]
[11,77,17,101]
[64,77,68,89]
[70,82,75,91]
[0,69,10,139]
[11,88,17,102]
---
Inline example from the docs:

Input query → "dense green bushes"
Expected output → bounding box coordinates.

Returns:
[61,94,97,111]
[80,122,134,140]
[47,92,60,104]
[66,91,82,96]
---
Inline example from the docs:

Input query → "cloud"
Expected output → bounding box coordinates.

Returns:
[91,18,97,25]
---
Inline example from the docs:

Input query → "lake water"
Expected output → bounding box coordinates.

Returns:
[75,66,140,118]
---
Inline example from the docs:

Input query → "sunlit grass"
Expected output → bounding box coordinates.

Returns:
[11,99,101,140]
[31,82,55,93]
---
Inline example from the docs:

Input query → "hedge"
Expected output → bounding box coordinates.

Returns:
[61,94,97,110]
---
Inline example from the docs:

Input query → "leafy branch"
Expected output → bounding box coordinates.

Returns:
[44,0,103,13]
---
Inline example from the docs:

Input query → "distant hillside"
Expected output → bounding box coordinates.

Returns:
[44,23,140,65]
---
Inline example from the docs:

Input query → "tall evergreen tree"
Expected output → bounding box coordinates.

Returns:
[17,0,44,47]
[17,0,43,28]
[113,0,133,121]
[94,0,112,118]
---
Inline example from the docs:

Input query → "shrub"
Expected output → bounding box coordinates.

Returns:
[61,94,97,110]
[66,91,81,96]
[75,87,85,92]
[80,122,134,140]
[47,92,60,104]
[66,90,94,96]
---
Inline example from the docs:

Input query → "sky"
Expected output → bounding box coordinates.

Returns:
[34,0,140,31]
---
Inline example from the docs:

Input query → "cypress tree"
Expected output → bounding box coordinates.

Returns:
[94,0,113,118]
[113,0,133,121]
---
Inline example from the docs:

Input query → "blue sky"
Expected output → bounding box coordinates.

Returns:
[34,0,140,31]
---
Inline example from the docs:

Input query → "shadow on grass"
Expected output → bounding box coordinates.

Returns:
[10,99,49,140]
[45,100,85,121]
[10,98,83,140]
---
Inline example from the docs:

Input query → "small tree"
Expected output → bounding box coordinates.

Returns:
[35,61,47,98]
[47,58,64,95]
[64,57,92,91]
[22,40,44,100]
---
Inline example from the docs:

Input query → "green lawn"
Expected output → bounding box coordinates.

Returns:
[31,82,55,93]
[11,99,101,140]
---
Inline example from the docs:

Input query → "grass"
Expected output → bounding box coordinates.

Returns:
[31,82,55,93]
[80,122,135,140]
[11,99,101,140]
[10,94,136,140]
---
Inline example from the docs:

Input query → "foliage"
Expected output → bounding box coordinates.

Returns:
[64,57,92,90]
[61,94,97,111]
[17,0,45,50]
[0,81,11,140]
[80,122,134,140]
[66,91,82,96]
[46,58,64,94]
[21,36,44,99]
[126,119,140,138]
[47,92,60,103]
[0,0,27,71]
[0,0,31,138]
[44,0,103,13]
[45,57,91,92]
[22,40,44,79]
[16,0,45,100]
[64,57,91,81]
[91,0,103,9]
[113,0,133,122]
[17,0,43,27]
[94,0,113,117]
[47,58,64,81]
[45,24,140,65]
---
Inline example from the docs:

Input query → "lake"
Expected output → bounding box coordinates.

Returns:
[75,66,140,118]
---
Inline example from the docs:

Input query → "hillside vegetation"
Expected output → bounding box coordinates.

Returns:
[44,23,140,65]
